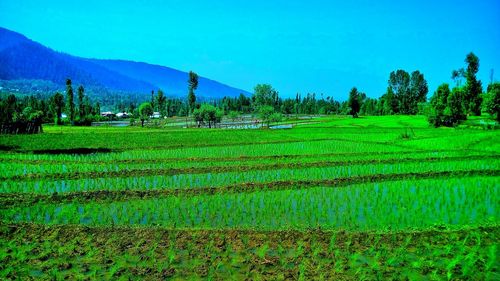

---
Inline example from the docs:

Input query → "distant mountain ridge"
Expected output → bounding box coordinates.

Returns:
[0,27,249,99]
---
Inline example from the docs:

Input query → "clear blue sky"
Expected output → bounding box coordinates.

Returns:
[1,0,499,100]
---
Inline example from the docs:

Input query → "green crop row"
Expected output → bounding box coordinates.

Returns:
[2,177,497,231]
[0,150,494,179]
[2,158,497,194]
[0,137,410,163]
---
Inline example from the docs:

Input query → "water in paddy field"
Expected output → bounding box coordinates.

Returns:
[8,179,498,230]
[91,121,130,127]
[270,124,293,129]
[221,124,263,129]
[220,124,293,129]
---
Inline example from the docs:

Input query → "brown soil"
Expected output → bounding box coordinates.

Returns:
[1,222,497,280]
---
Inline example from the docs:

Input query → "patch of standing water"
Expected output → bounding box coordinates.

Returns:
[270,124,293,129]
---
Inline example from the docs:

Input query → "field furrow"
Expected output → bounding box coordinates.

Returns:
[1,222,497,280]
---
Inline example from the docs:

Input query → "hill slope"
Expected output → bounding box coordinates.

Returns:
[0,27,249,98]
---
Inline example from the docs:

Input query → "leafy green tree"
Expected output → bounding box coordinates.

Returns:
[347,87,361,118]
[253,84,279,111]
[269,112,283,125]
[281,99,295,115]
[360,98,377,115]
[258,105,275,127]
[50,92,65,125]
[429,84,467,127]
[228,110,240,122]
[22,106,43,122]
[380,87,397,115]
[295,93,302,115]
[0,95,45,134]
[0,95,17,125]
[464,52,483,116]
[150,90,156,111]
[409,71,429,114]
[238,93,252,113]
[417,102,431,116]
[201,104,216,126]
[193,107,203,126]
[192,104,221,128]
[138,102,154,127]
[446,87,466,122]
[215,108,224,126]
[389,70,410,114]
[77,85,85,119]
[83,97,93,117]
[387,70,428,114]
[66,79,75,123]
[94,102,101,116]
[484,82,500,121]
[5,94,17,122]
[13,106,43,133]
[157,89,167,117]
[188,71,199,114]
[0,98,6,124]
[429,84,450,127]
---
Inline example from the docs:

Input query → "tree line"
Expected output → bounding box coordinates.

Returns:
[175,69,431,128]
[427,52,499,126]
[0,79,102,133]
[1,52,498,132]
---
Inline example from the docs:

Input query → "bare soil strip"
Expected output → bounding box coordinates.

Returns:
[2,220,497,244]
[0,222,497,280]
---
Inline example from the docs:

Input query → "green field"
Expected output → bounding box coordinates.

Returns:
[1,115,499,280]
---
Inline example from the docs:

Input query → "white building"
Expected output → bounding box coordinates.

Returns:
[116,112,130,118]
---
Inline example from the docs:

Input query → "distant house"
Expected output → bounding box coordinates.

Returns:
[151,112,161,119]
[101,111,115,118]
[116,112,130,118]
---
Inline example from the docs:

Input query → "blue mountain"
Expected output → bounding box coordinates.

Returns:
[0,27,250,98]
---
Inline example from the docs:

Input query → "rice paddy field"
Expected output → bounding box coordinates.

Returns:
[0,115,499,280]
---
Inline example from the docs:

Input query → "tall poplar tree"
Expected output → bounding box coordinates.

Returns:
[188,71,198,114]
[66,79,75,123]
[464,52,483,116]
[77,85,85,119]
